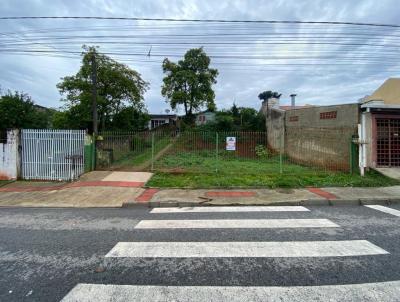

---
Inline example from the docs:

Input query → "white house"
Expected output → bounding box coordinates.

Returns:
[195,111,216,126]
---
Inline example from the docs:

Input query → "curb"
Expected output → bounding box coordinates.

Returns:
[122,198,400,208]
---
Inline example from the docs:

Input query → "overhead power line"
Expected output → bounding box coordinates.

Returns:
[0,16,400,28]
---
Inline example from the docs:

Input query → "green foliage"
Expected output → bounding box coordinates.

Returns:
[0,90,53,130]
[258,90,282,101]
[112,107,150,131]
[161,47,218,117]
[195,105,265,131]
[255,145,269,158]
[56,45,149,131]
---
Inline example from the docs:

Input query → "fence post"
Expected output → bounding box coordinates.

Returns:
[215,132,219,173]
[151,132,155,171]
[91,134,96,171]
[279,134,283,174]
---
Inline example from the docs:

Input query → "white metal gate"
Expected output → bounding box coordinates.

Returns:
[21,129,85,181]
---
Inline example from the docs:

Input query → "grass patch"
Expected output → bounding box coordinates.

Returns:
[155,151,312,174]
[0,180,14,187]
[107,137,171,169]
[148,152,399,188]
[147,170,398,188]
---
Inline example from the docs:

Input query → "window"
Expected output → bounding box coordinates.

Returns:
[289,116,299,122]
[320,111,337,119]
[152,119,166,129]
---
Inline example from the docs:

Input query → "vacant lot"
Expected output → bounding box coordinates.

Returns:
[148,152,398,188]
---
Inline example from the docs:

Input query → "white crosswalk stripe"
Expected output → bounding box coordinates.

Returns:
[61,281,400,302]
[105,240,388,258]
[365,205,400,217]
[60,205,394,301]
[151,206,310,213]
[134,218,339,229]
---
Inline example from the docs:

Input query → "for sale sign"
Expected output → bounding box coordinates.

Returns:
[226,137,236,151]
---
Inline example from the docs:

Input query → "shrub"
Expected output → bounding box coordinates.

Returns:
[255,144,269,158]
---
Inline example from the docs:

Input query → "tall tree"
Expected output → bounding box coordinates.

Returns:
[57,46,149,131]
[161,48,218,120]
[258,91,282,103]
[0,90,52,130]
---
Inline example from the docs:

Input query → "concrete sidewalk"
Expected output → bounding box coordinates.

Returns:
[1,170,400,207]
[127,186,400,208]
[0,171,151,208]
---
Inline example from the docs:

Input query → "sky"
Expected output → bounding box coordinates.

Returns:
[0,0,400,114]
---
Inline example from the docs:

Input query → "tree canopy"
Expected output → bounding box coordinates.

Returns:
[0,90,53,131]
[161,48,218,120]
[258,91,282,101]
[56,46,149,131]
[195,104,265,131]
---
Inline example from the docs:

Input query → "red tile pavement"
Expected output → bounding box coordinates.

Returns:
[206,191,256,197]
[0,181,144,192]
[135,189,159,202]
[307,188,337,200]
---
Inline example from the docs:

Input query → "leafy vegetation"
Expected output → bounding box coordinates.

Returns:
[194,104,265,131]
[55,45,149,131]
[0,90,54,130]
[258,90,282,102]
[162,47,218,122]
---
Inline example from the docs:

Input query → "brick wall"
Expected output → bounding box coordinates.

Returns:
[266,104,359,171]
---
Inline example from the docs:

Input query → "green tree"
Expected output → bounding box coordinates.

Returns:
[0,90,52,130]
[57,46,149,131]
[258,91,282,102]
[161,48,218,121]
[111,106,150,131]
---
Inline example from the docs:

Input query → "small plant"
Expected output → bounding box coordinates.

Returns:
[255,144,269,158]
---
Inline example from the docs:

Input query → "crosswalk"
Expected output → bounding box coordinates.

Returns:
[61,205,398,302]
[365,205,400,217]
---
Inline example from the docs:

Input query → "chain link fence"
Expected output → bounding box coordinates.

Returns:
[95,129,357,174]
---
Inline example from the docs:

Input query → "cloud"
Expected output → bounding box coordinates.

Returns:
[0,0,399,114]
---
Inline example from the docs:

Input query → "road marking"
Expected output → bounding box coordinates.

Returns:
[365,205,400,217]
[105,240,388,258]
[61,281,400,302]
[134,219,338,229]
[151,206,310,213]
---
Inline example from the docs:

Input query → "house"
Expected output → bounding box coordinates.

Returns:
[260,78,400,174]
[195,111,216,126]
[148,114,177,130]
[359,78,400,174]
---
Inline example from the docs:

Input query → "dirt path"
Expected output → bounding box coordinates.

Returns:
[112,140,175,172]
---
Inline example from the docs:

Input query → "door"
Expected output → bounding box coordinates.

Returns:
[376,118,400,167]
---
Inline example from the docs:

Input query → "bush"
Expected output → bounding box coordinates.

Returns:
[255,144,269,158]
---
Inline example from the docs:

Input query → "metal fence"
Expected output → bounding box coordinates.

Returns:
[95,130,173,170]
[21,129,85,181]
[94,130,356,175]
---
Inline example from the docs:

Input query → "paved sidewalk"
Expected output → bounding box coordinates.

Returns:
[126,186,400,207]
[0,172,151,207]
[1,170,400,207]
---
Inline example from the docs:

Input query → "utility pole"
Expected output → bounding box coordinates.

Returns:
[90,52,98,171]
[91,53,98,135]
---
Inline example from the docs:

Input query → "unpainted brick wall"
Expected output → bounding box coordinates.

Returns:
[267,104,359,171]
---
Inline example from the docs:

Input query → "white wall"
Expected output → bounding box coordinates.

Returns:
[0,130,18,180]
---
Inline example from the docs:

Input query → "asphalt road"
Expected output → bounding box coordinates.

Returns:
[1,205,400,301]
